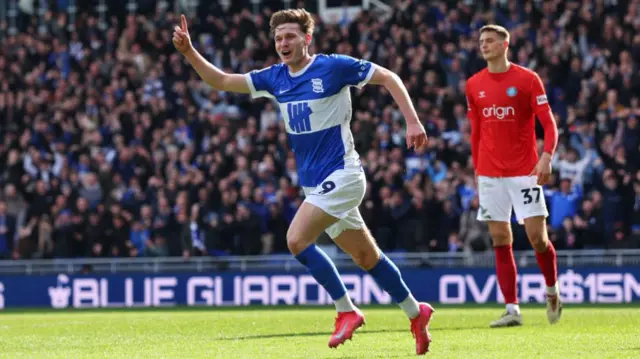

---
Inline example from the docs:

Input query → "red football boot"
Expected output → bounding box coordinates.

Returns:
[328,309,365,348]
[410,303,435,355]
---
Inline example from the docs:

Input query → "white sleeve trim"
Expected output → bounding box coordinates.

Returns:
[244,73,274,99]
[354,64,376,89]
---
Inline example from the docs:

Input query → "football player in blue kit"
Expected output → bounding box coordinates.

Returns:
[173,9,434,355]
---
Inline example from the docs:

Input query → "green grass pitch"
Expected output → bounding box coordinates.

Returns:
[0,305,639,358]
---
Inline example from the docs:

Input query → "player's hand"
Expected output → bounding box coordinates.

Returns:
[406,122,428,150]
[530,152,552,186]
[173,14,193,55]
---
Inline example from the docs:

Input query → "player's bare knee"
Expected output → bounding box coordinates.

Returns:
[350,247,380,270]
[335,228,381,270]
[524,216,549,252]
[286,228,312,255]
[488,222,512,247]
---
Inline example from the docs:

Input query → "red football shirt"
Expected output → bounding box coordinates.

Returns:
[466,63,558,177]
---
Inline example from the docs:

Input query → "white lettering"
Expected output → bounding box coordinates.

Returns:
[100,279,109,307]
[624,273,640,302]
[536,95,548,105]
[124,278,150,308]
[583,274,597,303]
[187,277,215,306]
[214,277,225,306]
[242,276,269,305]
[439,275,465,304]
[559,270,584,303]
[144,278,152,306]
[298,275,326,305]
[362,275,391,305]
[482,105,515,119]
[270,276,297,305]
[0,282,4,309]
[125,278,134,307]
[73,279,99,308]
[230,276,240,306]
[152,277,177,306]
[597,273,623,303]
[521,274,546,303]
[465,275,495,304]
[34,271,640,309]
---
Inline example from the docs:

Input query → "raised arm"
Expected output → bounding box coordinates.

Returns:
[173,15,250,94]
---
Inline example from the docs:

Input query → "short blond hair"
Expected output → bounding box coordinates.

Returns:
[479,25,510,43]
[270,8,315,37]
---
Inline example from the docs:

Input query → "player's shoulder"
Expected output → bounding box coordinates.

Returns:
[316,53,358,64]
[310,53,371,73]
[323,53,370,64]
[467,68,489,87]
[256,62,287,73]
[325,53,350,60]
[510,63,540,80]
[250,62,287,79]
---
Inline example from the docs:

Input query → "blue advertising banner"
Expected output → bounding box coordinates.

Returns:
[1,267,639,309]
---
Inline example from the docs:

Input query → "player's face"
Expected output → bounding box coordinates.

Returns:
[479,31,507,61]
[274,23,309,67]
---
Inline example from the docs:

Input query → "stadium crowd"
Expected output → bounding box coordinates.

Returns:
[0,0,639,260]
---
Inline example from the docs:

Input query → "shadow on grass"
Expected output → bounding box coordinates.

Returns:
[319,355,411,359]
[216,323,538,341]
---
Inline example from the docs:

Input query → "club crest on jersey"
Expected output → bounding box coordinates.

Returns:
[311,78,324,93]
[506,87,517,97]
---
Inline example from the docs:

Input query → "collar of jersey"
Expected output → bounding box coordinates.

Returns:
[288,54,317,78]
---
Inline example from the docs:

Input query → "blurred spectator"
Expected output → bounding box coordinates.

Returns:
[552,147,593,188]
[459,196,491,252]
[573,198,605,249]
[0,201,17,258]
[546,179,583,230]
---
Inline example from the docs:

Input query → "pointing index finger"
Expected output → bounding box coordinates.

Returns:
[181,14,188,32]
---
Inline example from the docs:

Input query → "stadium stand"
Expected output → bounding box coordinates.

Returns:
[0,0,638,262]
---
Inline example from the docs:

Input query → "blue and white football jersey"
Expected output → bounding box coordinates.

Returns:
[244,54,375,187]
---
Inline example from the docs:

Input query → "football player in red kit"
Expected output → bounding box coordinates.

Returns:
[465,25,562,327]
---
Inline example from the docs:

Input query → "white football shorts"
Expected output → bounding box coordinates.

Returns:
[302,168,366,239]
[476,175,549,223]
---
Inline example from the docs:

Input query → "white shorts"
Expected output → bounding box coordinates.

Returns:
[476,175,549,223]
[303,169,366,239]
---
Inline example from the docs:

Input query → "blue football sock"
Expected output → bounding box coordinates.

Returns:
[295,244,348,301]
[368,253,411,303]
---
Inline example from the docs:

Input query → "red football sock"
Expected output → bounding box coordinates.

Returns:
[494,244,518,304]
[535,241,558,287]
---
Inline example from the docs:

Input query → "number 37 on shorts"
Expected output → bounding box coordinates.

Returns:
[476,175,549,223]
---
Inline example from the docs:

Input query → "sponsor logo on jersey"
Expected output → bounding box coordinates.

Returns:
[536,95,548,105]
[288,102,313,133]
[482,105,515,120]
